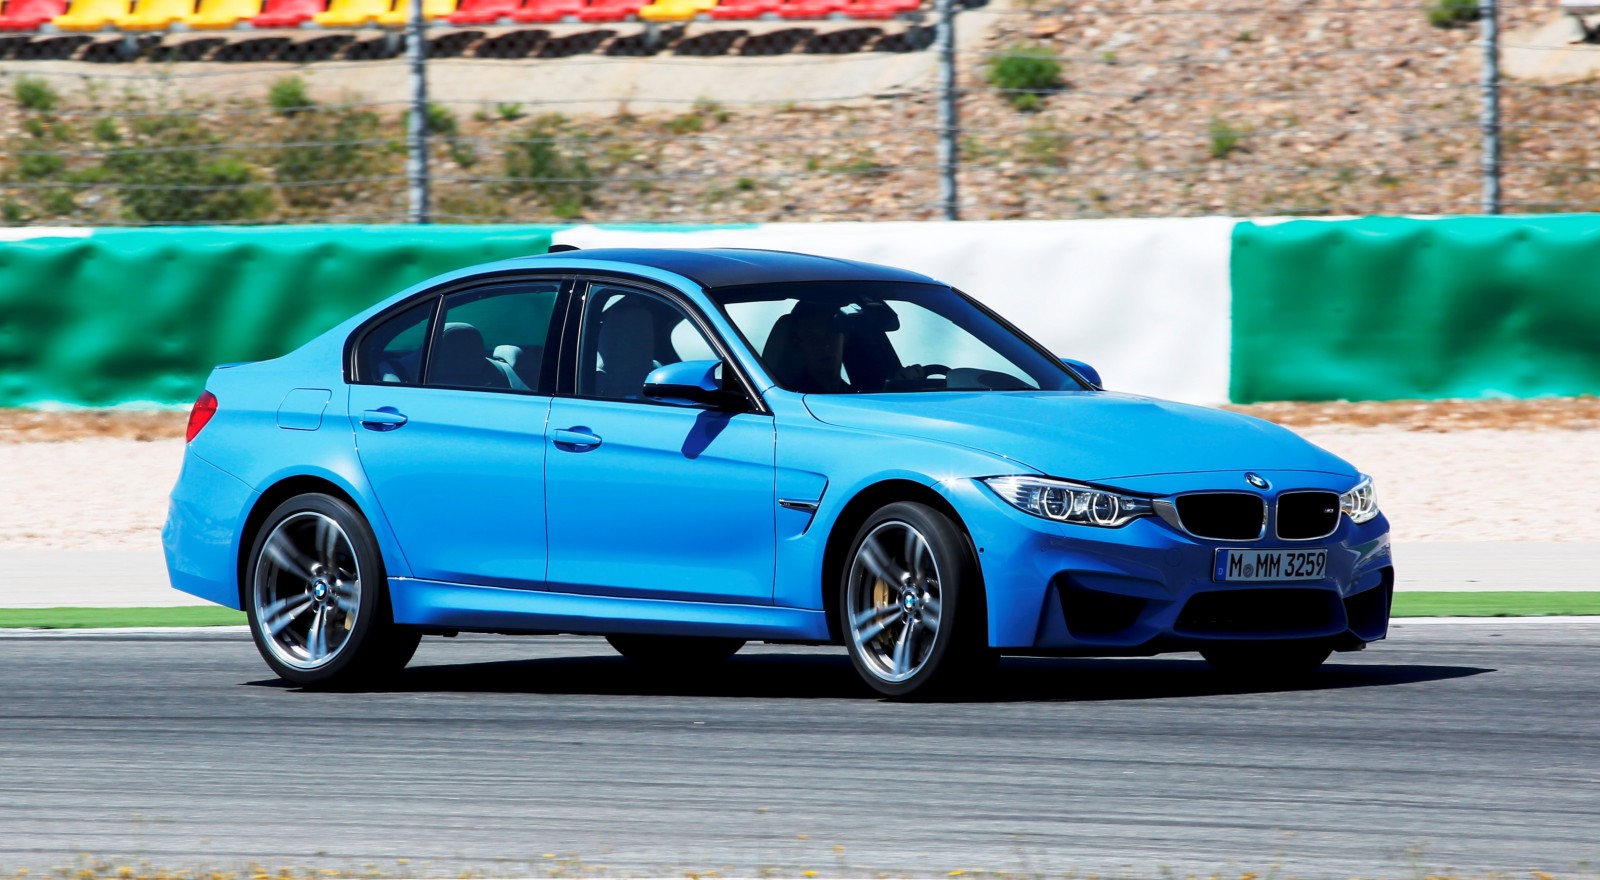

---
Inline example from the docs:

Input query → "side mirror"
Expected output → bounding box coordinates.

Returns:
[1060,357,1103,389]
[643,360,747,410]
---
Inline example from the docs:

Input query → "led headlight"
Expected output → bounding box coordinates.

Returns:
[983,476,1153,528]
[1340,474,1379,523]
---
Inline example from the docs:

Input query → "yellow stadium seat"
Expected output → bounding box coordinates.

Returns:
[186,0,261,27]
[52,0,132,30]
[374,0,451,25]
[116,0,196,29]
[311,0,390,26]
[637,0,711,20]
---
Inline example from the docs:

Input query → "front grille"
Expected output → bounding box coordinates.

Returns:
[1176,588,1339,635]
[1277,491,1341,540]
[1173,493,1265,540]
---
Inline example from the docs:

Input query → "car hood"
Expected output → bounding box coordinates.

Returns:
[802,391,1356,484]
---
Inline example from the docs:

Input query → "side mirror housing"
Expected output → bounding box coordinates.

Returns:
[643,360,747,410]
[1060,357,1103,389]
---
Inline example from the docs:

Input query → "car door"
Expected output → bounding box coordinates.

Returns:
[348,277,568,590]
[543,280,777,604]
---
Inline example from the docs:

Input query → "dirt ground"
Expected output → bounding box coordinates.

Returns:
[4,399,1597,549]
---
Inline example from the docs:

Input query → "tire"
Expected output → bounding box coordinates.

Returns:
[1200,641,1333,681]
[244,493,420,687]
[605,634,745,666]
[839,501,987,699]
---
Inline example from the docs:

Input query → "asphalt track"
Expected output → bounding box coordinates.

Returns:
[2,622,1597,878]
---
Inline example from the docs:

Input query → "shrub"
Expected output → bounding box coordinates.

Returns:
[14,77,58,112]
[1208,116,1248,159]
[424,103,457,137]
[268,76,315,116]
[273,106,394,209]
[496,102,525,122]
[1428,0,1480,27]
[988,45,1063,112]
[103,113,272,222]
[502,116,597,219]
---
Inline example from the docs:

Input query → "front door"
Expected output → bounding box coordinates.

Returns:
[543,282,776,604]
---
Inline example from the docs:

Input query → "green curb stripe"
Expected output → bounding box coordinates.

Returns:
[2,594,1597,629]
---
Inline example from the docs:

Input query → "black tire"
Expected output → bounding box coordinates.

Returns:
[605,634,745,666]
[244,493,419,687]
[1200,641,1333,681]
[839,501,988,699]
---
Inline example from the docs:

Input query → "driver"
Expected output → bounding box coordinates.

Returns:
[791,302,851,393]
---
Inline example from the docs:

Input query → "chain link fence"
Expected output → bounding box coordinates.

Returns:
[0,0,1592,225]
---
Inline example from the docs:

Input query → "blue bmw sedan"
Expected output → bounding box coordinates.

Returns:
[164,248,1392,697]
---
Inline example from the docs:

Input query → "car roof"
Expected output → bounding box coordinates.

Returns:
[513,247,941,289]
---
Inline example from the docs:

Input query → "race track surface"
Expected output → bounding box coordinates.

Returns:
[2,622,1597,877]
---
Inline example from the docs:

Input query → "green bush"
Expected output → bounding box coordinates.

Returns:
[502,116,597,219]
[988,45,1063,112]
[14,77,58,112]
[1208,116,1248,159]
[103,113,272,222]
[268,76,315,116]
[273,107,394,209]
[1428,0,1480,27]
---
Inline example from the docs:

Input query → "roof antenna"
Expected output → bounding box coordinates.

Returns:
[547,244,581,253]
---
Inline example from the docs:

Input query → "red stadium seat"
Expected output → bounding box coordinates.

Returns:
[447,0,519,23]
[508,0,579,21]
[705,0,772,18]
[248,0,325,25]
[0,0,66,29]
[772,0,841,19]
[573,0,641,22]
[837,0,916,17]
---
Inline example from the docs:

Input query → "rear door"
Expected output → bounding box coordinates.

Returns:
[348,277,569,590]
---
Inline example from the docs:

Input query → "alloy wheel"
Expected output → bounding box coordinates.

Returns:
[252,511,363,671]
[845,519,944,684]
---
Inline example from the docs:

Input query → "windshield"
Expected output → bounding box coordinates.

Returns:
[707,281,1084,394]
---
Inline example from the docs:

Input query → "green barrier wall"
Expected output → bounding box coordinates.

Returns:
[0,225,560,407]
[1230,216,1600,403]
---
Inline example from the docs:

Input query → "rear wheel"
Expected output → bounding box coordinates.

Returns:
[245,493,419,687]
[1200,641,1333,681]
[606,634,745,666]
[840,501,986,699]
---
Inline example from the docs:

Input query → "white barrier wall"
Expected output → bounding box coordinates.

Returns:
[554,219,1235,404]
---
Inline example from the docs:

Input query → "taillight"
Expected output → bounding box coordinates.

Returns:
[186,390,218,443]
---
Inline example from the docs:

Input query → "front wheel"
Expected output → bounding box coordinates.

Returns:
[245,493,419,687]
[840,501,987,699]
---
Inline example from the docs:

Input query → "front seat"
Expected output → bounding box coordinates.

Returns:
[593,300,657,399]
[430,322,506,388]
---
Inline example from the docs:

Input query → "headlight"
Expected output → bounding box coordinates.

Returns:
[982,476,1153,528]
[1340,475,1379,523]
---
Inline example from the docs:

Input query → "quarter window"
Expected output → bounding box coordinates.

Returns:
[356,300,434,385]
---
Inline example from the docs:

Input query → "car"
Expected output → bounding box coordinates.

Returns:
[163,247,1393,698]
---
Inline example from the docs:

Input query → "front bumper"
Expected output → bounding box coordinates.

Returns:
[943,476,1394,654]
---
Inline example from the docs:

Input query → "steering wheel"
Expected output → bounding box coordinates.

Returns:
[919,363,951,378]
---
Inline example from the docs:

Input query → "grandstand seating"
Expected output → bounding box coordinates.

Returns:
[444,0,516,23]
[772,0,841,19]
[248,0,323,26]
[311,0,390,26]
[507,0,578,22]
[838,0,915,17]
[572,0,641,22]
[704,0,772,18]
[186,0,263,27]
[52,0,131,30]
[376,0,453,25]
[637,0,713,22]
[0,0,67,29]
[116,0,197,30]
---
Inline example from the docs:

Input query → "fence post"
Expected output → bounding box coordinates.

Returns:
[407,0,431,224]
[1480,0,1501,215]
[936,0,959,220]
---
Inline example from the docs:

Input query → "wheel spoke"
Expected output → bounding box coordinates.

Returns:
[904,528,929,582]
[263,532,315,582]
[859,533,906,586]
[890,619,916,676]
[852,606,901,644]
[315,516,339,567]
[261,594,314,637]
[306,605,328,660]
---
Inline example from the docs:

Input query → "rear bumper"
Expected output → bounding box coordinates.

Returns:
[162,450,258,610]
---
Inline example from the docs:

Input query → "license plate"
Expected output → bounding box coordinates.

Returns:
[1213,548,1327,582]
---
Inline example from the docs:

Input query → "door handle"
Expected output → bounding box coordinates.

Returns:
[552,427,602,451]
[359,408,409,431]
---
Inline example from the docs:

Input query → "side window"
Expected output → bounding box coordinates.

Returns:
[356,300,434,385]
[426,281,562,392]
[577,285,716,401]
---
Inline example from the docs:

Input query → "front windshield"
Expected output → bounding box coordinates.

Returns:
[707,281,1084,394]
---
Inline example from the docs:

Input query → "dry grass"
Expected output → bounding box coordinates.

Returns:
[3,398,1598,444]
